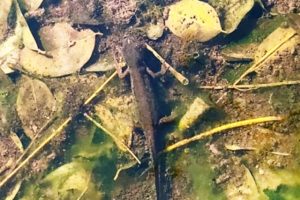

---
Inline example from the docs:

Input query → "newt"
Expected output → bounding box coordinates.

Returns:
[121,37,168,200]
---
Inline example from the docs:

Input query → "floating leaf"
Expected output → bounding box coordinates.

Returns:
[165,0,222,42]
[20,23,96,77]
[209,0,256,34]
[16,77,56,139]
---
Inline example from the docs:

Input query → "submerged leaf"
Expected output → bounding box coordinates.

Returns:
[0,0,13,41]
[166,0,222,42]
[226,165,267,200]
[21,161,104,200]
[178,97,210,132]
[254,26,298,61]
[15,0,39,50]
[0,70,17,135]
[0,0,38,74]
[20,23,96,77]
[209,0,256,34]
[19,0,43,11]
[95,94,138,151]
[16,77,56,139]
[85,52,115,72]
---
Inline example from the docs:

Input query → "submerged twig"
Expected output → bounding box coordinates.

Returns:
[0,70,118,189]
[13,116,57,170]
[84,113,141,164]
[84,71,117,105]
[233,32,296,85]
[145,43,189,85]
[271,151,291,156]
[113,161,137,181]
[164,116,283,153]
[0,117,72,188]
[199,80,300,91]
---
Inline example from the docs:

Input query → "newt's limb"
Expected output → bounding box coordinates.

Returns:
[146,65,167,78]
[113,46,130,78]
[116,64,130,78]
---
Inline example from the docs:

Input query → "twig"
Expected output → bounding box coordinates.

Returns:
[84,113,141,164]
[145,43,189,85]
[113,161,137,181]
[0,70,117,189]
[0,117,72,188]
[13,116,57,170]
[199,80,300,91]
[164,116,283,153]
[233,32,296,85]
[84,71,117,105]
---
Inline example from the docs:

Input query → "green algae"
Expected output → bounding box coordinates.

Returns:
[170,142,226,199]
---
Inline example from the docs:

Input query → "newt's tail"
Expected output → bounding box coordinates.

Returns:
[154,154,170,200]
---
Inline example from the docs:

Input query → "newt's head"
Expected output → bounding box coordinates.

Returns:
[122,37,145,68]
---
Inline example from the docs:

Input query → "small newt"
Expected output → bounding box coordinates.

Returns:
[121,38,168,200]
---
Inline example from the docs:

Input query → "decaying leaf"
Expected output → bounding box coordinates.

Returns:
[95,94,138,151]
[0,0,40,74]
[226,165,266,200]
[254,26,298,61]
[178,97,210,132]
[85,52,115,72]
[0,70,17,135]
[15,0,39,50]
[69,122,114,160]
[287,13,300,34]
[233,25,298,85]
[209,0,256,34]
[36,161,103,200]
[0,0,13,41]
[165,0,222,42]
[20,23,96,77]
[19,0,43,12]
[16,77,56,139]
[254,168,300,191]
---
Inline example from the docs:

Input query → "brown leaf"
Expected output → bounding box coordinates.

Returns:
[20,23,96,77]
[16,77,56,139]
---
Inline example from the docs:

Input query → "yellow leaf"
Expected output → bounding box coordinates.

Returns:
[210,0,256,34]
[255,27,298,61]
[166,0,222,42]
[95,94,138,151]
